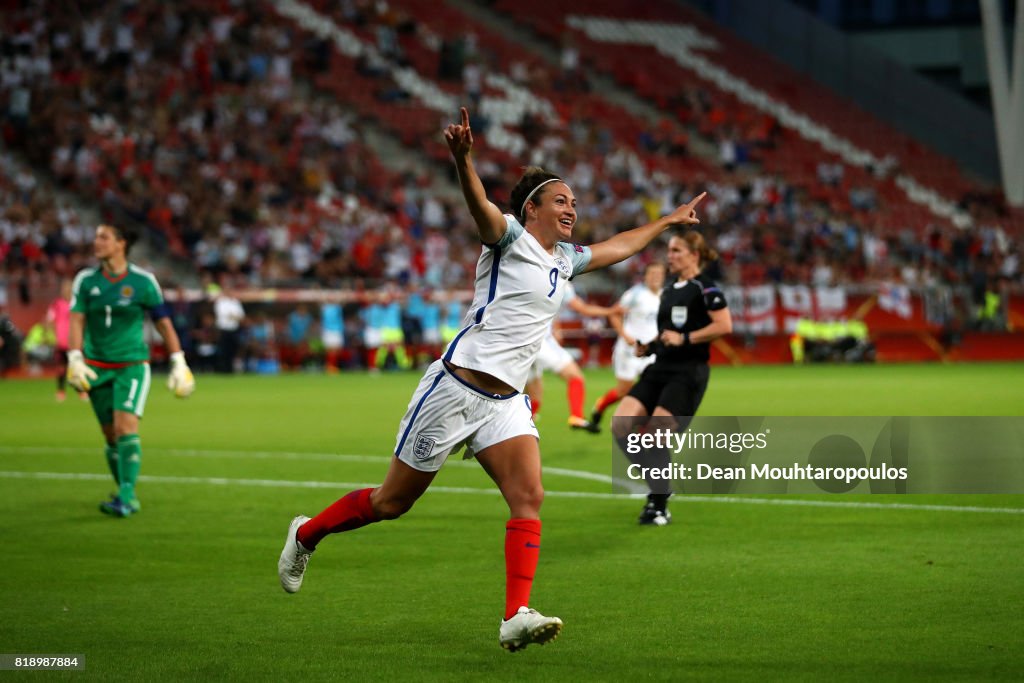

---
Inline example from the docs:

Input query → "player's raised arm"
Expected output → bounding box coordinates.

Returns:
[583,192,707,273]
[445,106,506,245]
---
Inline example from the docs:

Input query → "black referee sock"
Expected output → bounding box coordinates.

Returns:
[647,493,671,510]
[641,446,673,497]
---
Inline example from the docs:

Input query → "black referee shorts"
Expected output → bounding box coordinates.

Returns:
[628,362,710,417]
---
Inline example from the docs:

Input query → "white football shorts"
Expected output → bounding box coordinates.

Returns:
[394,360,538,472]
[612,336,655,382]
[528,334,574,381]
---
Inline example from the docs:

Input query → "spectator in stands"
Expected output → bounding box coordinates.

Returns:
[211,284,245,374]
[1,0,1021,348]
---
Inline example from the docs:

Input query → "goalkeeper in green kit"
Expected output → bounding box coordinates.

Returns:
[67,224,195,517]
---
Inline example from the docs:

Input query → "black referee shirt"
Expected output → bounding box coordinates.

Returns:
[650,273,728,366]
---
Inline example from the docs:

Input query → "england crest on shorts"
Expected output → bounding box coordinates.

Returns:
[413,434,436,461]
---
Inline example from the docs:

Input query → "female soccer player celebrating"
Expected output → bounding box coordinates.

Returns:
[67,224,195,517]
[278,108,706,651]
[612,231,732,526]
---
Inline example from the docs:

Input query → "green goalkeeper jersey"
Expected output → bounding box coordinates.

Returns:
[71,264,165,363]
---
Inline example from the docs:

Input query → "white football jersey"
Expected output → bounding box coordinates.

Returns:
[443,214,591,391]
[619,283,661,343]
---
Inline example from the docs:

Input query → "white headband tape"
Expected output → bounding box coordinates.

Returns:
[519,178,565,219]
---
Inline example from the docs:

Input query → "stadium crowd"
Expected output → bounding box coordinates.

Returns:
[1,0,1020,376]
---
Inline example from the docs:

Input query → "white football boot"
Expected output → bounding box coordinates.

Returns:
[499,607,563,652]
[278,515,312,593]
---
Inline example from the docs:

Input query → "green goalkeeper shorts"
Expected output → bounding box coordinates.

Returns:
[88,362,152,424]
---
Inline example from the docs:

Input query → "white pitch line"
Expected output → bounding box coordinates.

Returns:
[1,470,1023,513]
[0,446,621,486]
[0,470,629,500]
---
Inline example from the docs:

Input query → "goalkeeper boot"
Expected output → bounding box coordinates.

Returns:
[278,515,312,593]
[499,607,563,652]
[105,493,141,513]
[637,496,671,526]
[99,496,135,518]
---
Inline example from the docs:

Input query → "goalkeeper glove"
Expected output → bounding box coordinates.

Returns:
[66,350,97,392]
[167,351,195,398]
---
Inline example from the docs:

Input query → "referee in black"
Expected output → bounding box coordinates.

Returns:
[613,229,733,525]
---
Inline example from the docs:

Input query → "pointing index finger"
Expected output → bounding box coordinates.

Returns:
[688,191,707,207]
[460,106,470,129]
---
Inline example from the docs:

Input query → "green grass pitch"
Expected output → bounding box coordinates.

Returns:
[1,363,1022,681]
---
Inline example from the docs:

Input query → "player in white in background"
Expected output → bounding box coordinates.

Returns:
[525,282,619,433]
[590,262,666,429]
[278,107,706,651]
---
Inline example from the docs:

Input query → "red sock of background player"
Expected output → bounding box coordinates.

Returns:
[567,376,585,419]
[594,387,621,414]
[297,488,378,550]
[505,518,542,619]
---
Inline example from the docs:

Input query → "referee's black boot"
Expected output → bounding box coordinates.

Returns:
[637,495,671,526]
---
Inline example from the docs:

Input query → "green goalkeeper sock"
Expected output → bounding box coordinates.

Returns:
[116,434,142,503]
[104,444,120,485]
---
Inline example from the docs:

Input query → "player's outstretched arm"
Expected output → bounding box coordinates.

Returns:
[567,296,623,319]
[583,192,706,273]
[154,316,195,398]
[444,106,505,245]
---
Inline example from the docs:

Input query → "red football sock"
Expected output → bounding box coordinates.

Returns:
[504,518,542,619]
[595,388,621,413]
[567,376,585,419]
[297,487,378,550]
[530,397,541,418]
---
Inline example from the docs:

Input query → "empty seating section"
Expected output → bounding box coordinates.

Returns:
[272,0,719,207]
[492,0,1023,235]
